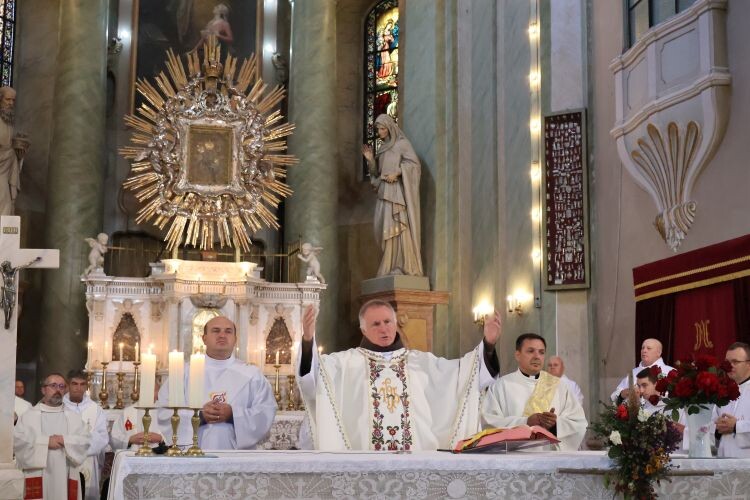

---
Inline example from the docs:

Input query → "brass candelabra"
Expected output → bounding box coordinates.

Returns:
[135,407,154,456]
[273,364,282,410]
[286,375,296,411]
[131,361,141,404]
[115,372,126,409]
[166,407,182,456]
[98,362,110,409]
[184,409,204,456]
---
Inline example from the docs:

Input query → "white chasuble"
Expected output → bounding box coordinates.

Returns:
[157,355,276,450]
[482,370,588,451]
[13,404,90,500]
[63,394,109,500]
[298,342,489,451]
[713,378,750,458]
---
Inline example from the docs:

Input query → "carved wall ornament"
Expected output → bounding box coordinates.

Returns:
[120,36,297,251]
[630,121,701,251]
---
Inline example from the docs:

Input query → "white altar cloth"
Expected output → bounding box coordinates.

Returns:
[108,450,750,499]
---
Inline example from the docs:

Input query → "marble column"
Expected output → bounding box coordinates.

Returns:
[285,0,339,351]
[38,0,108,377]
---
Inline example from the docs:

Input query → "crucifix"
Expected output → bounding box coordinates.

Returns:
[0,215,59,486]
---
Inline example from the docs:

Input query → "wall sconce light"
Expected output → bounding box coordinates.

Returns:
[528,23,539,39]
[507,292,531,316]
[472,301,494,327]
[530,117,541,133]
[529,70,541,88]
[530,162,541,182]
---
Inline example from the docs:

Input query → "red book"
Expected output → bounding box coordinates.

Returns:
[453,426,560,453]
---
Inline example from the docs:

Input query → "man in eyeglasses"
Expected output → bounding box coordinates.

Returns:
[714,342,750,458]
[14,373,91,500]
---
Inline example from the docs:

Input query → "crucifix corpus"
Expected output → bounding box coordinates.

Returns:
[0,215,59,472]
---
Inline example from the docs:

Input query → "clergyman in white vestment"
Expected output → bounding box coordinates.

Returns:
[15,395,32,424]
[111,382,165,451]
[714,342,750,458]
[547,356,584,407]
[482,334,588,451]
[63,371,109,500]
[157,316,277,449]
[14,373,90,500]
[297,300,502,451]
[611,338,674,402]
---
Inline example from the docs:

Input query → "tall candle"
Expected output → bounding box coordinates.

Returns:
[275,350,280,365]
[104,341,110,363]
[188,352,206,408]
[138,352,157,408]
[168,351,185,407]
[135,342,140,363]
[118,343,124,372]
[86,342,93,370]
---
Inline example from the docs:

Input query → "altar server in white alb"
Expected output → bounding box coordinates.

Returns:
[297,300,502,451]
[157,316,277,449]
[547,356,584,407]
[111,382,166,451]
[611,338,674,402]
[482,333,588,451]
[714,342,750,458]
[63,370,109,500]
[14,373,91,500]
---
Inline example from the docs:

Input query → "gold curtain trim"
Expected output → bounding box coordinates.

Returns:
[634,254,750,290]
[635,268,750,302]
[522,371,560,417]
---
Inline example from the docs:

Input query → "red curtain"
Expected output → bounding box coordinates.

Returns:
[673,282,736,361]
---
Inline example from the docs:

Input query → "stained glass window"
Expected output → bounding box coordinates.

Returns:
[0,0,15,86]
[363,0,399,177]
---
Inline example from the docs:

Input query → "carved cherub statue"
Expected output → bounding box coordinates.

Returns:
[297,243,324,283]
[83,233,109,276]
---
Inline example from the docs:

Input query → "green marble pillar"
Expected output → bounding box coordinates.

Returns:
[38,0,108,377]
[285,0,339,351]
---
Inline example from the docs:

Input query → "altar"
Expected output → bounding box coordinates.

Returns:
[107,450,750,499]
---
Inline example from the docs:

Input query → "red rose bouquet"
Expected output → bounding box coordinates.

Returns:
[655,355,740,419]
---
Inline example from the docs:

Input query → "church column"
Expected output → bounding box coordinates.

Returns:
[37,0,108,376]
[285,0,339,351]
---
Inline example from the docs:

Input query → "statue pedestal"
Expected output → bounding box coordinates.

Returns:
[360,276,448,352]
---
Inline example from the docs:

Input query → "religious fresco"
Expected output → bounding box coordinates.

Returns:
[112,313,141,361]
[132,0,259,111]
[265,317,293,365]
[363,0,399,178]
[186,125,233,186]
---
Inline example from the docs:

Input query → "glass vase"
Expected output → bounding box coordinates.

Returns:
[686,404,714,458]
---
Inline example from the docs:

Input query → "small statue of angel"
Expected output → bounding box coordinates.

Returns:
[297,242,324,283]
[83,233,109,276]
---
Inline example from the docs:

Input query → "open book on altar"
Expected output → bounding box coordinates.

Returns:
[452,426,560,453]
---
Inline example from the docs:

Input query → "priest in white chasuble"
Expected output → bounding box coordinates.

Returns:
[297,299,502,451]
[714,342,750,458]
[482,334,587,451]
[14,373,90,500]
[157,316,277,449]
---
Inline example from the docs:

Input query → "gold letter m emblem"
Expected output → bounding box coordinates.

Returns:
[693,319,714,350]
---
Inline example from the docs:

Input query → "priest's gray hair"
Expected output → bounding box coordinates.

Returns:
[358,299,397,330]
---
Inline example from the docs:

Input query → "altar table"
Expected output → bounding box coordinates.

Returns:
[108,450,750,499]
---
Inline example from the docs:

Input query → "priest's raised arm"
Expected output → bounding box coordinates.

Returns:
[482,334,588,451]
[296,300,501,451]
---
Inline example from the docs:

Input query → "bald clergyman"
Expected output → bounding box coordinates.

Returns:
[610,338,674,402]
[297,300,502,451]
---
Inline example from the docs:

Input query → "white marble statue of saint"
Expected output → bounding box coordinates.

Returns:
[0,86,30,216]
[362,114,423,277]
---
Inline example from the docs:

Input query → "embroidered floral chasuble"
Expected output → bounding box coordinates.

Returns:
[364,349,413,450]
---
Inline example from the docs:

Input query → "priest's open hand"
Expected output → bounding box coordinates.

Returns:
[483,310,502,345]
[302,304,317,342]
[527,409,557,429]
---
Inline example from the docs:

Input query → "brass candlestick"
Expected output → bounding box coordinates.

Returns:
[184,409,204,456]
[166,407,182,456]
[286,375,296,411]
[99,362,110,409]
[273,364,282,410]
[115,372,126,409]
[131,361,141,404]
[135,407,154,456]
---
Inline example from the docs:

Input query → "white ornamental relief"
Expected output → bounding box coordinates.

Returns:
[629,121,700,251]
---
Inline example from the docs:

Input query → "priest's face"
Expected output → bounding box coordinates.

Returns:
[726,347,750,383]
[203,316,237,359]
[547,356,564,377]
[515,339,546,376]
[41,375,67,406]
[361,305,398,347]
[68,377,88,403]
[640,339,661,366]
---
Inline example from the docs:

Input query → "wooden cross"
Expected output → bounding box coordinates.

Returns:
[0,215,59,465]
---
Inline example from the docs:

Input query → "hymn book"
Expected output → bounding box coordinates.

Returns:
[452,426,560,453]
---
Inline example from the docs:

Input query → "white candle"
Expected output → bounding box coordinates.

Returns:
[118,343,124,372]
[188,351,206,408]
[138,352,157,408]
[135,342,140,363]
[104,341,110,363]
[275,350,280,365]
[168,351,185,407]
[86,342,93,370]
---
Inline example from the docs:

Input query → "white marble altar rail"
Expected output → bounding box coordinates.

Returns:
[108,450,750,499]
